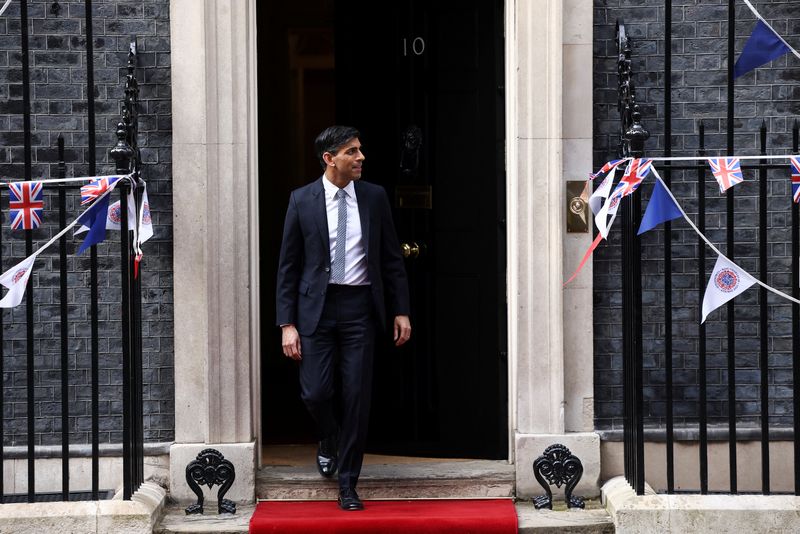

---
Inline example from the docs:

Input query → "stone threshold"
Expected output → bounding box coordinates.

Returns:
[257,459,515,500]
[602,475,800,533]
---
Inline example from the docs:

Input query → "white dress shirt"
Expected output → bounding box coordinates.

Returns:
[323,176,370,286]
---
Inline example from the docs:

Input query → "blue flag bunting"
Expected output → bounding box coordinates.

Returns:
[638,179,683,235]
[76,193,111,254]
[734,19,792,78]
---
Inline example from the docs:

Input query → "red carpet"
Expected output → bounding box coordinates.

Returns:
[249,498,518,534]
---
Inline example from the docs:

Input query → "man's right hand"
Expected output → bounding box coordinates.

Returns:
[281,324,302,360]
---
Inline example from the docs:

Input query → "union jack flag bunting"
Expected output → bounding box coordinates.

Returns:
[613,158,653,198]
[9,181,43,230]
[80,176,120,206]
[708,157,744,193]
[791,156,800,203]
[589,159,625,180]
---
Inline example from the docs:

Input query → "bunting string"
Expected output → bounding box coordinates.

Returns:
[567,0,800,310]
[594,154,800,167]
[567,157,800,320]
[29,177,127,260]
[564,233,604,287]
[649,166,800,306]
[0,174,124,187]
[742,0,800,61]
[37,174,133,256]
[648,154,800,162]
[0,174,137,308]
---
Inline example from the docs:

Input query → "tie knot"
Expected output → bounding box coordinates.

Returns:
[336,189,348,199]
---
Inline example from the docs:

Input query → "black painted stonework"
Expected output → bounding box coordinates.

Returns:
[0,1,172,446]
[594,1,800,431]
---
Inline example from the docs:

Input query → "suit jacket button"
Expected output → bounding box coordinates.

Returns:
[324,267,330,272]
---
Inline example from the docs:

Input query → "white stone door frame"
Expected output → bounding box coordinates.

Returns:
[506,0,600,497]
[170,0,260,504]
[168,0,598,503]
[506,0,595,437]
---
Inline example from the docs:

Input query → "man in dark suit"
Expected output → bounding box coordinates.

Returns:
[276,125,411,511]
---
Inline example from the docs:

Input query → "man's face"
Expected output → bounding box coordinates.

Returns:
[327,138,365,181]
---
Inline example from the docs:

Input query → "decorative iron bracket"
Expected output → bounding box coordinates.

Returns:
[185,448,236,515]
[532,444,585,509]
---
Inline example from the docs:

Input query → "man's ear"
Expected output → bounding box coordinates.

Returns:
[322,152,335,166]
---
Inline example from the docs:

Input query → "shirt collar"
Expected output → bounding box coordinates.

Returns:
[322,175,356,200]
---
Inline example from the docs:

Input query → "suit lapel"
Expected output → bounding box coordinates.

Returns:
[355,181,370,256]
[312,177,330,258]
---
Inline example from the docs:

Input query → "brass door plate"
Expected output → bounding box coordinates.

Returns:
[566,180,589,233]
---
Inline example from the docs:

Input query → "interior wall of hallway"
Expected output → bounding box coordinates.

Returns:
[169,0,260,504]
[508,0,600,497]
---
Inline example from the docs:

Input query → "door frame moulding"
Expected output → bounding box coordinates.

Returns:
[246,0,262,467]
[170,0,260,503]
[170,0,538,471]
[505,0,602,499]
[504,0,518,464]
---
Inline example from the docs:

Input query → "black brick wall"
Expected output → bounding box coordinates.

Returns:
[0,0,172,446]
[593,0,800,430]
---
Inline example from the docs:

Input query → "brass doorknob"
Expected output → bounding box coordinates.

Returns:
[401,242,421,259]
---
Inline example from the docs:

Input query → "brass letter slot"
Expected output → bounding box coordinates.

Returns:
[395,185,432,209]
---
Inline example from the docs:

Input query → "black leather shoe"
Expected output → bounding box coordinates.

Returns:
[338,488,364,511]
[316,435,338,478]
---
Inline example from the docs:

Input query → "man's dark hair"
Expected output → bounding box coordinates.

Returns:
[315,125,361,170]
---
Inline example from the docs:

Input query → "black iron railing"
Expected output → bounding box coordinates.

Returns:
[617,20,648,496]
[111,36,146,503]
[615,3,800,497]
[0,0,144,503]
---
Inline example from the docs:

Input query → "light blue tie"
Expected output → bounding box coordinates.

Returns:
[330,189,348,283]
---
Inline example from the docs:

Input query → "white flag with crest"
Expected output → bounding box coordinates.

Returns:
[137,186,153,244]
[0,255,36,308]
[595,187,624,239]
[701,254,757,323]
[74,187,153,241]
[589,167,617,216]
[107,194,136,232]
[75,196,135,235]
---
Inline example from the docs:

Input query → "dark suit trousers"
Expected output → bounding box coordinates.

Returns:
[299,284,375,490]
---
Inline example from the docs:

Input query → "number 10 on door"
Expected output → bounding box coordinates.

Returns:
[402,37,425,56]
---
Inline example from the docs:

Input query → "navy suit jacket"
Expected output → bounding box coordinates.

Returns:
[276,177,410,336]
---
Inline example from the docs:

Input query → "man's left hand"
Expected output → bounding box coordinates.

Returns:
[394,315,411,346]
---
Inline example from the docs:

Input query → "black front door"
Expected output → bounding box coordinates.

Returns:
[335,0,507,459]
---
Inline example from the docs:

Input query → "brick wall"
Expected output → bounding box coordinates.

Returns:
[593,0,800,430]
[0,0,172,446]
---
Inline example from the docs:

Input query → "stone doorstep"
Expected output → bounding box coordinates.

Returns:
[256,459,516,500]
[150,459,611,532]
[155,501,614,534]
[602,475,800,534]
[516,501,615,534]
[155,504,255,534]
[0,481,167,534]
